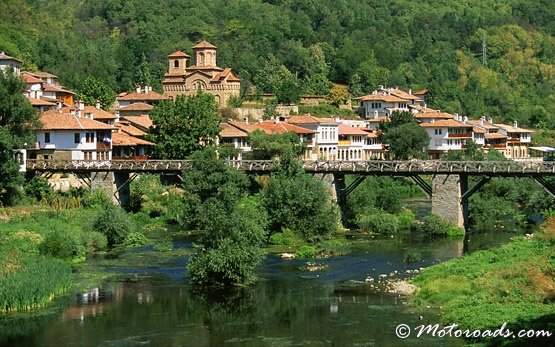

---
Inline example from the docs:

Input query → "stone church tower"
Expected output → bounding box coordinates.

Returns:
[162,41,240,107]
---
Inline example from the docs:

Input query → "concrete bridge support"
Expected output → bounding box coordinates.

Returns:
[314,173,348,226]
[431,174,468,229]
[90,172,132,207]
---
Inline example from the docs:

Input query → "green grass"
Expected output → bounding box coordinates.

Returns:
[412,223,555,344]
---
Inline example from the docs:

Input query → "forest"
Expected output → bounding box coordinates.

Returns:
[1,0,555,127]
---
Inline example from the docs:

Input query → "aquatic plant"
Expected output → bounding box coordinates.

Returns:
[295,245,317,258]
[123,232,150,247]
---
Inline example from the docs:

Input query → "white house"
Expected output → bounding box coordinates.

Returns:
[420,118,473,159]
[356,87,425,119]
[288,114,339,160]
[0,51,21,75]
[494,121,533,159]
[32,108,114,161]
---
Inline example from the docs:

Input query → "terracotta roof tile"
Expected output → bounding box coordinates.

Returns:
[117,91,168,102]
[21,73,44,84]
[485,133,508,139]
[0,51,21,63]
[117,102,154,112]
[24,70,58,79]
[43,84,75,95]
[122,115,153,130]
[287,114,338,125]
[220,123,249,138]
[168,50,190,58]
[227,120,257,133]
[494,123,534,133]
[112,131,153,146]
[83,106,117,120]
[338,124,370,136]
[473,127,486,134]
[40,110,114,130]
[192,40,217,49]
[366,116,390,123]
[419,119,473,128]
[466,119,499,131]
[118,122,147,137]
[253,120,317,135]
[389,88,421,101]
[414,112,454,119]
[27,97,55,106]
[357,93,408,103]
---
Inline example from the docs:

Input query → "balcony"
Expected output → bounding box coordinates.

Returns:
[488,143,507,149]
[448,133,472,138]
[96,142,111,150]
[338,140,352,146]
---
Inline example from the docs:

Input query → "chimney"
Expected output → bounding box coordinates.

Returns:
[95,100,101,109]
[378,85,384,90]
[463,116,468,123]
[514,120,518,128]
[488,117,493,124]
[409,89,412,95]
[374,110,378,119]
[243,117,249,125]
[115,110,120,122]
[454,113,459,121]
[56,102,62,113]
[144,86,149,93]
[136,86,141,94]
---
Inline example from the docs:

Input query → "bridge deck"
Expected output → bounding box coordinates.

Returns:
[25,159,555,176]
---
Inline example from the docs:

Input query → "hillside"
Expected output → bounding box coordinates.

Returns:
[1,0,555,127]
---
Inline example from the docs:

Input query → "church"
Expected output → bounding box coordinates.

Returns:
[162,41,240,107]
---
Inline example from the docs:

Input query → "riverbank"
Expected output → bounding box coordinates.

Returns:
[411,220,555,345]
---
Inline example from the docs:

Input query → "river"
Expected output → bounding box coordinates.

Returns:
[0,208,530,346]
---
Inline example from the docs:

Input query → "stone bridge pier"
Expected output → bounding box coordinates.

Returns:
[90,172,132,207]
[431,174,468,229]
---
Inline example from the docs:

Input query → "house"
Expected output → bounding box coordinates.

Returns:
[420,117,473,159]
[287,114,338,160]
[356,86,425,119]
[0,51,21,75]
[494,121,533,159]
[21,72,44,99]
[337,124,373,161]
[117,86,168,108]
[23,70,60,86]
[162,41,241,107]
[466,117,508,157]
[116,102,154,118]
[111,130,153,160]
[42,83,75,105]
[31,108,114,161]
[218,122,252,159]
[26,97,56,113]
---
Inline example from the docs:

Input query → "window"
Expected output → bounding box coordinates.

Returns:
[74,133,80,144]
[44,132,50,143]
[434,129,443,135]
[84,151,93,160]
[85,132,95,143]
[174,59,179,68]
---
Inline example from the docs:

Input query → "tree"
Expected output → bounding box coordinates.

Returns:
[303,44,331,95]
[148,93,221,159]
[0,70,39,205]
[275,75,301,105]
[327,85,350,107]
[247,130,306,159]
[76,75,116,109]
[260,153,340,242]
[379,111,429,160]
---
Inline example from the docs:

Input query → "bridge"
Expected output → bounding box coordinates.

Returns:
[26,159,555,230]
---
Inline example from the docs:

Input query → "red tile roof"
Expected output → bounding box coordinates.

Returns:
[43,84,75,95]
[210,68,241,83]
[357,93,408,103]
[472,127,487,134]
[338,124,370,136]
[220,123,249,138]
[40,110,114,130]
[83,106,117,120]
[122,115,153,130]
[0,51,21,63]
[117,90,168,102]
[27,97,55,106]
[388,88,421,101]
[168,50,190,58]
[117,122,146,137]
[192,40,217,49]
[419,119,473,128]
[485,133,508,139]
[287,114,338,125]
[494,123,534,133]
[117,102,154,112]
[21,73,44,84]
[414,112,454,120]
[253,120,317,135]
[112,131,153,146]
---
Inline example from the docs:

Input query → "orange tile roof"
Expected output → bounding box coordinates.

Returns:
[227,120,257,133]
[419,119,473,128]
[83,106,117,120]
[389,88,421,101]
[472,127,486,134]
[485,133,508,139]
[40,110,114,130]
[466,119,499,131]
[43,84,75,95]
[24,70,58,79]
[117,91,168,102]
[366,116,390,123]
[414,89,428,95]
[494,123,534,133]
[210,68,241,83]
[357,93,408,103]
[168,50,190,58]
[408,105,439,113]
[192,40,217,49]
[186,65,224,71]
[338,124,370,136]
[287,114,338,125]
[21,73,44,84]
[27,97,55,106]
[220,123,249,138]
[414,112,454,120]
[117,122,146,137]
[122,115,153,130]
[253,120,317,135]
[112,131,153,146]
[117,102,154,112]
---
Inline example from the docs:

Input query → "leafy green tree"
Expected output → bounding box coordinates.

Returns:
[303,44,331,95]
[261,153,340,242]
[379,111,429,160]
[275,75,301,105]
[76,75,116,109]
[327,85,350,107]
[247,130,306,160]
[92,204,134,247]
[148,93,220,159]
[0,70,39,205]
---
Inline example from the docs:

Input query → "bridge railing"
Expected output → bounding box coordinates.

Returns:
[25,159,555,174]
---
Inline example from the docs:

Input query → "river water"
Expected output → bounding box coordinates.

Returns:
[0,220,527,347]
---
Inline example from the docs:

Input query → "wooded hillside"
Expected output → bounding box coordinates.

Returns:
[2,0,554,127]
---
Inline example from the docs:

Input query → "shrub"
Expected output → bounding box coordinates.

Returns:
[24,177,53,202]
[81,232,108,252]
[123,232,149,247]
[295,245,317,258]
[227,95,243,108]
[39,230,86,261]
[82,189,112,208]
[397,209,416,230]
[419,214,452,236]
[268,228,299,245]
[153,238,173,252]
[405,250,423,263]
[92,205,133,247]
[357,211,399,234]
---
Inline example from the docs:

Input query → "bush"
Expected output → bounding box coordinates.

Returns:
[268,228,299,245]
[397,209,416,230]
[405,250,423,263]
[295,245,317,258]
[39,230,86,261]
[82,189,112,208]
[227,95,243,108]
[24,177,53,202]
[153,237,173,252]
[92,205,133,247]
[81,232,108,252]
[357,211,399,234]
[419,214,452,236]
[123,232,149,247]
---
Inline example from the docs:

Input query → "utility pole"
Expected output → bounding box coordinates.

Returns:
[482,32,488,66]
